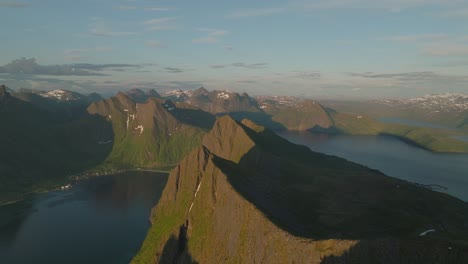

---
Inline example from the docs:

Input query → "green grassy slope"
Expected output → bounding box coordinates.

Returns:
[87,94,214,169]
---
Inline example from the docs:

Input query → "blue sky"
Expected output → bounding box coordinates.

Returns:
[1,0,468,98]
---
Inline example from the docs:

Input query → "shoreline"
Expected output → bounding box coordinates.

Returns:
[0,167,172,207]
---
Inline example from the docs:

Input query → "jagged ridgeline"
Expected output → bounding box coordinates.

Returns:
[133,116,468,264]
[87,92,215,168]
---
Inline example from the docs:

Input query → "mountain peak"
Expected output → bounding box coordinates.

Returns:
[193,87,209,96]
[202,115,255,163]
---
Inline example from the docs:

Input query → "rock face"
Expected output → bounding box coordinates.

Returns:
[133,116,468,264]
[87,93,214,167]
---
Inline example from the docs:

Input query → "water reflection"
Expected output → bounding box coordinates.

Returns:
[278,131,468,202]
[0,171,168,264]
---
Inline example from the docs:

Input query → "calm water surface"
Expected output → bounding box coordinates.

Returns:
[0,171,168,264]
[278,131,468,202]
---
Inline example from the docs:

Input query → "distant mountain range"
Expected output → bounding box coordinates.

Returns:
[324,93,468,131]
[372,93,468,112]
[2,84,468,203]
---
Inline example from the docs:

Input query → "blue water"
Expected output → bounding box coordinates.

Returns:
[278,131,468,202]
[0,172,168,264]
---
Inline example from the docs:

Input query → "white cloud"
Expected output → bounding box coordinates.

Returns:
[387,34,449,42]
[143,17,178,31]
[144,7,171,11]
[64,49,86,55]
[226,8,284,18]
[114,5,136,11]
[146,40,165,48]
[192,28,229,44]
[0,1,28,8]
[143,17,177,25]
[303,0,461,11]
[89,19,136,37]
[210,62,268,69]
[64,55,85,61]
[423,44,468,56]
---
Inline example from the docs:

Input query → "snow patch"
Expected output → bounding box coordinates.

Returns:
[135,125,144,135]
[217,92,230,99]
[126,115,130,130]
[419,229,436,236]
[189,180,203,213]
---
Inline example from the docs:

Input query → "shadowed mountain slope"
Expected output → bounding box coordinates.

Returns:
[133,116,468,263]
[0,85,112,203]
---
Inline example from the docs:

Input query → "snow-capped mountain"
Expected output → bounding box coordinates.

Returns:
[39,89,77,101]
[162,89,192,102]
[373,93,468,112]
[256,95,307,109]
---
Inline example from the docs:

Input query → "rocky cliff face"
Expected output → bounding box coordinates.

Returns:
[133,116,468,263]
[87,93,214,167]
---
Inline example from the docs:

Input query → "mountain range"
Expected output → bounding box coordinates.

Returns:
[3,84,468,263]
[324,93,468,131]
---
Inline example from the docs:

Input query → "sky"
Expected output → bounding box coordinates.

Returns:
[1,0,468,99]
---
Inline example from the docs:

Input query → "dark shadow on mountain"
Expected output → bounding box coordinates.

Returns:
[11,91,101,121]
[210,123,468,242]
[172,108,215,130]
[308,125,343,134]
[226,111,287,131]
[377,132,431,151]
[159,225,198,264]
[0,90,114,202]
[320,238,468,264]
